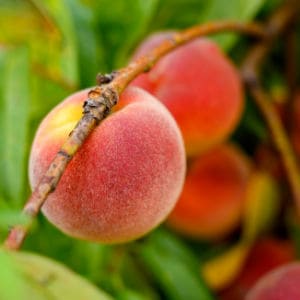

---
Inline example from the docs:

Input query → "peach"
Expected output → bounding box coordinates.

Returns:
[29,86,186,243]
[246,262,300,300]
[220,238,295,300]
[167,143,251,240]
[131,32,244,156]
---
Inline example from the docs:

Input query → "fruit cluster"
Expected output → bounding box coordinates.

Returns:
[131,33,300,299]
[131,32,249,241]
[29,32,300,299]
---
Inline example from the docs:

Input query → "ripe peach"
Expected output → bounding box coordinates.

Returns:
[220,238,295,300]
[167,143,251,240]
[246,262,300,300]
[131,32,244,156]
[29,86,186,243]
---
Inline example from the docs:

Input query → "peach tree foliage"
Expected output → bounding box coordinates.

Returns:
[0,0,299,300]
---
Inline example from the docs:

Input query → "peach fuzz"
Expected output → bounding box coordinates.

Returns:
[29,86,186,243]
[131,32,244,156]
[246,262,300,300]
[167,143,251,240]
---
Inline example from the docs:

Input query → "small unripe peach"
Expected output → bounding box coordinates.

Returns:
[167,144,251,240]
[29,87,186,243]
[131,32,244,156]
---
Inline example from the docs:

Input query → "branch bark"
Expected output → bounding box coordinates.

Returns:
[0,21,272,251]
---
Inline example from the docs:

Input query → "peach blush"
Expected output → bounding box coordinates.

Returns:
[29,86,186,243]
[246,263,300,300]
[167,144,251,240]
[131,34,244,156]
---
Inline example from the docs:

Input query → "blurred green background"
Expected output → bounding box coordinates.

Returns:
[0,0,298,299]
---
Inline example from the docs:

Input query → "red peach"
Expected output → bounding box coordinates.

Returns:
[131,32,244,156]
[220,238,295,300]
[166,143,251,240]
[29,86,186,243]
[246,262,300,300]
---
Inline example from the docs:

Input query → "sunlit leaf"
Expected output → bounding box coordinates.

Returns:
[0,249,26,300]
[31,0,79,86]
[9,250,114,300]
[0,2,45,45]
[202,171,279,290]
[1,47,30,205]
[242,171,280,243]
[199,0,267,49]
[202,243,249,290]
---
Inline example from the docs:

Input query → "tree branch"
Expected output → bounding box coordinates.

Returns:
[241,0,300,214]
[2,20,267,250]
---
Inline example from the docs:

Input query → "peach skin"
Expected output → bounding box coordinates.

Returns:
[29,86,186,244]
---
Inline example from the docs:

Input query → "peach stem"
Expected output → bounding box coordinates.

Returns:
[241,0,300,215]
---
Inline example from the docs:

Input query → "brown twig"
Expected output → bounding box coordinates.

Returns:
[241,0,300,213]
[2,21,266,250]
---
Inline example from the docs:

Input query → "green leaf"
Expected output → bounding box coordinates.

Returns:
[0,2,42,45]
[62,0,104,87]
[94,0,160,69]
[0,47,30,205]
[0,249,27,300]
[0,210,30,231]
[7,250,114,300]
[31,0,79,86]
[139,230,214,300]
[199,0,267,49]
[116,289,150,300]
[0,48,8,199]
[148,0,207,30]
[146,229,200,272]
[119,249,160,300]
[69,241,111,282]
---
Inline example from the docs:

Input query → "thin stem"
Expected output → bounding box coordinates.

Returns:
[1,20,268,250]
[112,21,266,94]
[241,0,300,214]
[250,84,300,210]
